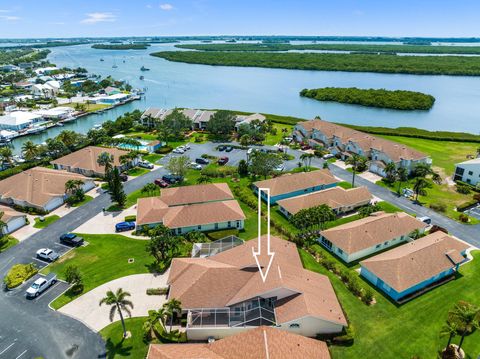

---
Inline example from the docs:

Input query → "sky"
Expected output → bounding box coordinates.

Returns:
[0,0,479,39]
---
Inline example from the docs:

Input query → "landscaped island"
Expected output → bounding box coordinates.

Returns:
[150,51,480,76]
[92,44,150,50]
[300,87,435,110]
[175,42,480,55]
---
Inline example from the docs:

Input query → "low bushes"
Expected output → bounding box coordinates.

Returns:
[146,287,168,295]
[429,202,447,213]
[124,215,137,222]
[317,326,355,346]
[458,213,470,223]
[457,199,479,212]
[206,229,239,240]
[12,204,48,216]
[456,182,472,195]
[155,146,172,154]
[4,263,38,289]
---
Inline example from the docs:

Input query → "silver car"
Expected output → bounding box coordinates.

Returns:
[36,248,60,262]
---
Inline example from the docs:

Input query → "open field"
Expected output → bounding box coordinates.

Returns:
[300,248,480,358]
[151,51,480,76]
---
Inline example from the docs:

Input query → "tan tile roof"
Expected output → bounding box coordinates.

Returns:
[51,146,130,175]
[147,326,330,359]
[0,167,92,208]
[360,232,470,292]
[253,170,338,197]
[137,198,245,228]
[277,186,372,215]
[320,212,427,254]
[297,119,427,162]
[160,183,233,206]
[0,205,25,223]
[168,235,347,326]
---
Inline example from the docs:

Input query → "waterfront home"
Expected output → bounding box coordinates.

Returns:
[360,231,470,302]
[0,64,20,72]
[0,167,95,212]
[0,205,27,234]
[234,113,266,130]
[103,86,121,95]
[294,119,431,176]
[31,80,61,98]
[253,169,338,204]
[139,107,170,128]
[185,109,216,130]
[137,198,245,234]
[14,81,33,90]
[0,111,43,131]
[93,93,130,105]
[277,186,372,218]
[51,146,138,177]
[139,108,217,130]
[34,106,75,120]
[167,235,346,340]
[454,157,480,187]
[147,326,331,359]
[34,67,58,75]
[319,212,427,263]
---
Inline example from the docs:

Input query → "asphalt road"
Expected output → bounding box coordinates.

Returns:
[0,142,478,358]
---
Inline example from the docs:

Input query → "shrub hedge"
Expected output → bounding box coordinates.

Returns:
[4,263,38,289]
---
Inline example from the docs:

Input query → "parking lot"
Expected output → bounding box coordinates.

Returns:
[465,204,480,220]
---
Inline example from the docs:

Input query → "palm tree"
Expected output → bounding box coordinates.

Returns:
[345,154,365,188]
[143,308,167,340]
[0,147,13,165]
[412,177,432,202]
[0,211,6,236]
[440,321,458,349]
[99,288,134,338]
[449,302,480,353]
[384,162,397,183]
[57,130,78,149]
[162,298,182,333]
[196,175,212,184]
[64,179,84,195]
[395,167,408,195]
[141,183,158,196]
[97,152,114,177]
[299,153,314,171]
[22,140,39,162]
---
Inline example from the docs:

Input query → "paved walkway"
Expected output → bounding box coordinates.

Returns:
[59,272,169,332]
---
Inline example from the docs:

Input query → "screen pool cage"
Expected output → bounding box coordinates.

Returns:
[191,235,244,258]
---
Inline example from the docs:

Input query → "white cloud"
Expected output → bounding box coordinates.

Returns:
[159,3,173,10]
[0,15,20,21]
[80,12,116,24]
[146,4,153,8]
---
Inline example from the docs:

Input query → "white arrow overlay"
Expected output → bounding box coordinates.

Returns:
[252,187,275,283]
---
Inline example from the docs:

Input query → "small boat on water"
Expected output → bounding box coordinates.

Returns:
[112,64,118,68]
[139,75,144,80]
[100,58,104,61]
[93,124,102,130]
[140,66,150,71]
[56,122,64,127]
[25,127,45,135]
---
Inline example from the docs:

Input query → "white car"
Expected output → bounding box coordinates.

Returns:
[274,163,285,172]
[138,161,154,169]
[323,154,334,159]
[26,273,57,298]
[36,248,60,262]
[183,144,191,150]
[189,162,202,170]
[173,148,185,154]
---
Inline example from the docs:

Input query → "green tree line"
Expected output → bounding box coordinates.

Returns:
[300,87,435,110]
[92,44,150,50]
[150,51,480,76]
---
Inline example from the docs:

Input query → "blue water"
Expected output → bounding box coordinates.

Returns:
[10,42,480,152]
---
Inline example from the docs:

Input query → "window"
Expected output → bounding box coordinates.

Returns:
[376,244,381,249]
[177,228,182,234]
[236,221,240,228]
[289,323,300,329]
[321,238,332,250]
[197,225,201,230]
[227,221,231,228]
[214,223,218,230]
[337,248,343,255]
[468,171,473,175]
[384,241,389,245]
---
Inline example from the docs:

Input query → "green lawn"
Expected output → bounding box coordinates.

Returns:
[126,167,150,177]
[0,235,18,253]
[71,195,93,207]
[33,215,60,229]
[100,317,149,359]
[378,135,478,176]
[41,234,161,309]
[300,248,480,358]
[377,179,479,225]
[142,153,163,164]
[263,123,293,146]
[63,102,111,113]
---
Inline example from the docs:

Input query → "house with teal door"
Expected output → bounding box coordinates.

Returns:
[360,231,470,302]
[252,169,338,204]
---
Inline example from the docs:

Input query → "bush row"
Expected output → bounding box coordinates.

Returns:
[4,263,38,289]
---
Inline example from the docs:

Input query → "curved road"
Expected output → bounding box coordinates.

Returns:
[0,143,478,358]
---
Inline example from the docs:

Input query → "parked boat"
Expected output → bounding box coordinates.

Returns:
[112,64,118,69]
[93,124,102,130]
[100,58,104,61]
[140,66,150,71]
[56,122,64,127]
[139,75,144,80]
[25,127,45,135]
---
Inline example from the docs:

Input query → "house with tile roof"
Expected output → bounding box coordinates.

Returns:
[0,167,95,212]
[293,119,431,176]
[136,183,244,234]
[253,169,338,204]
[0,205,27,234]
[147,326,331,359]
[277,186,372,218]
[167,235,347,340]
[139,108,217,130]
[360,231,470,302]
[319,211,427,263]
[51,146,138,177]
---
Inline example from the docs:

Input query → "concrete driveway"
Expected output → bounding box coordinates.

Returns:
[59,272,169,332]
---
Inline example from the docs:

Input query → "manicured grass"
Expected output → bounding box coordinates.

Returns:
[142,153,163,164]
[100,317,149,359]
[126,167,150,177]
[42,234,159,309]
[377,179,479,225]
[300,248,480,358]
[71,195,93,207]
[377,135,478,176]
[0,235,18,253]
[63,102,111,113]
[263,123,293,146]
[33,215,60,229]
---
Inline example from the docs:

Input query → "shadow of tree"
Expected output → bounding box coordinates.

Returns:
[104,338,133,359]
